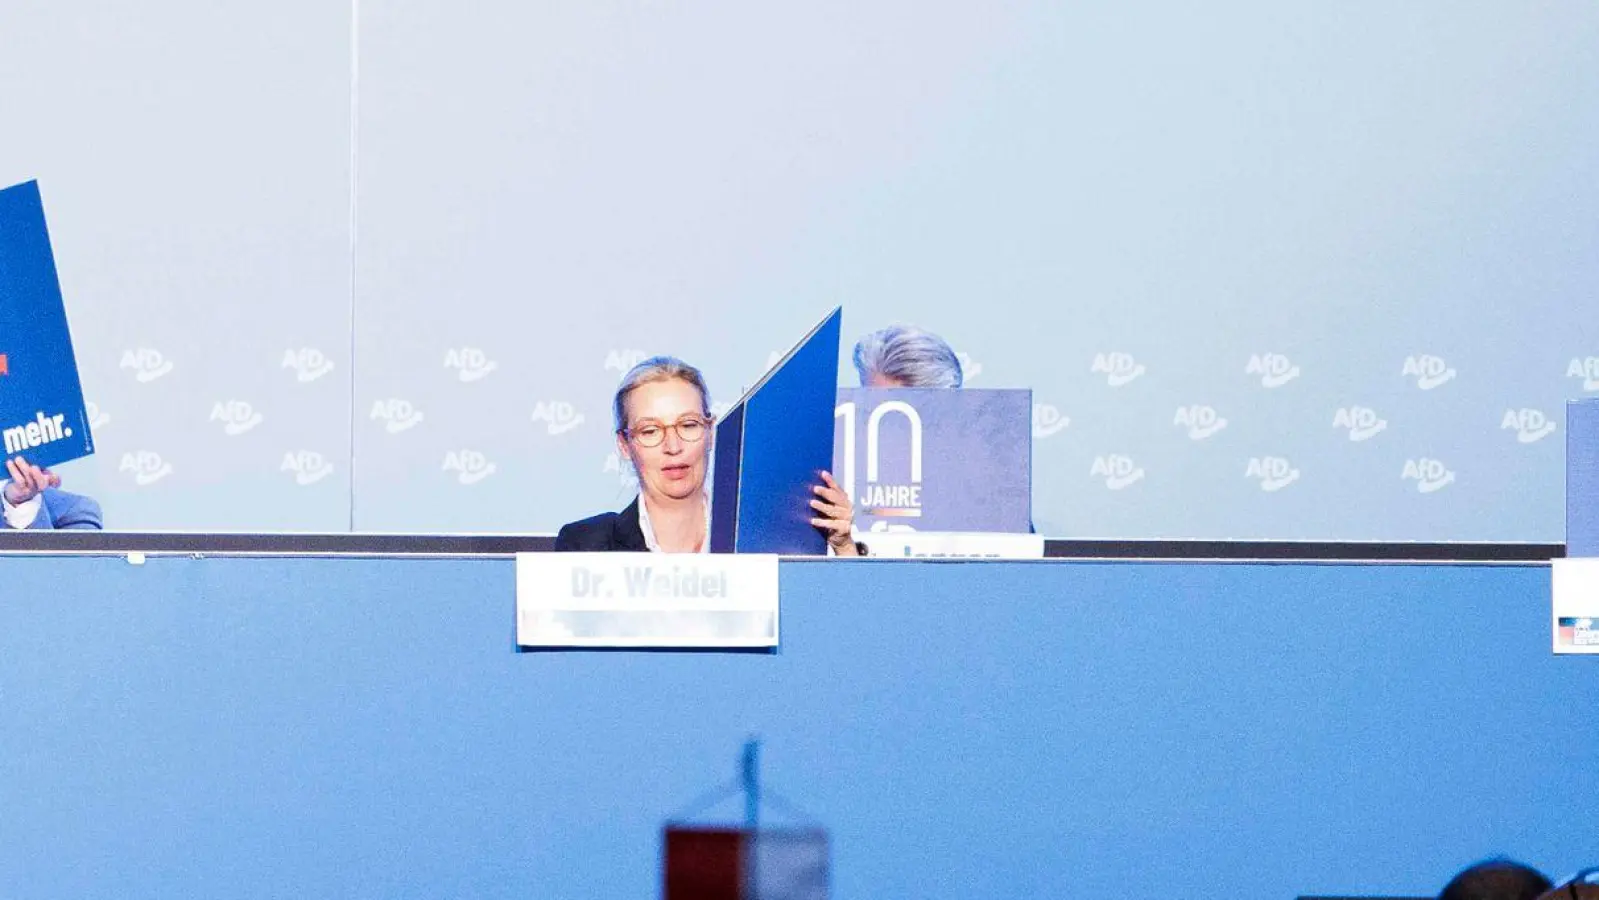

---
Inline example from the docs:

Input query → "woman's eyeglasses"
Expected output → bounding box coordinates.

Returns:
[622,417,709,448]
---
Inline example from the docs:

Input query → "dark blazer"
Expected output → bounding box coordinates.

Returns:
[554,498,647,552]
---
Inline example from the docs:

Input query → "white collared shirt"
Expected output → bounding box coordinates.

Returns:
[636,492,711,553]
[0,489,42,529]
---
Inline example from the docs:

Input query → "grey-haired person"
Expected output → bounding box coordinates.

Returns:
[852,325,963,389]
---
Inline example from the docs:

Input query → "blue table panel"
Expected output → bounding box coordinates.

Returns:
[0,557,1589,899]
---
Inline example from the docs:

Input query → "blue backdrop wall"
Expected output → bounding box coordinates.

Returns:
[1,1,1595,537]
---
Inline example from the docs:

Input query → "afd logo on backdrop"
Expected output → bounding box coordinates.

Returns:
[532,401,584,435]
[444,348,497,382]
[1032,403,1069,438]
[2,411,76,456]
[281,451,334,486]
[1501,408,1557,443]
[1402,354,1456,390]
[444,450,496,485]
[1568,357,1599,392]
[120,348,173,383]
[209,400,263,436]
[85,401,109,431]
[370,398,424,433]
[1091,353,1145,387]
[1402,458,1455,493]
[1246,353,1300,388]
[119,451,172,486]
[1174,405,1227,440]
[1333,406,1387,441]
[602,450,640,486]
[605,349,649,378]
[1091,454,1144,490]
[281,348,334,383]
[1245,456,1300,491]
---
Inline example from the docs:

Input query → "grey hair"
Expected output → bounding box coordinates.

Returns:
[852,325,964,388]
[612,356,712,432]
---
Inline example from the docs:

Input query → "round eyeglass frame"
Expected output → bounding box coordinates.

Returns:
[620,417,710,448]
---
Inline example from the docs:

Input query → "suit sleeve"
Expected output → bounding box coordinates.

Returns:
[554,523,580,551]
[555,519,606,551]
[39,493,104,531]
[555,513,621,551]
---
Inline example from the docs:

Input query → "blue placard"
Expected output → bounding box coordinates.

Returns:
[0,180,94,470]
[1569,399,1599,556]
[711,308,842,554]
[834,388,1032,534]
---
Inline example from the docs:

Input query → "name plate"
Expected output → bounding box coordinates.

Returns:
[516,553,780,649]
[1551,557,1599,655]
[863,531,1045,559]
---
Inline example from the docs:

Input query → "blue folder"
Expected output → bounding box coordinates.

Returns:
[710,308,843,554]
[0,180,94,469]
